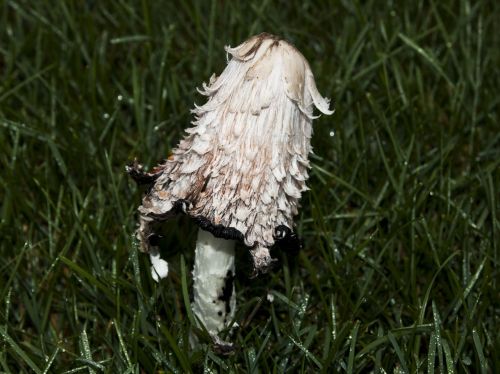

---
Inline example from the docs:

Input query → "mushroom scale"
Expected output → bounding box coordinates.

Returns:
[129,33,333,273]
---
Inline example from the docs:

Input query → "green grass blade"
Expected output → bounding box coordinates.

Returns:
[0,327,42,374]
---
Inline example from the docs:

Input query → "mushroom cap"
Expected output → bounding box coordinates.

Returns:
[132,33,333,257]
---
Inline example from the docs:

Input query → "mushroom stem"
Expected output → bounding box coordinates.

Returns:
[149,247,169,282]
[191,228,236,336]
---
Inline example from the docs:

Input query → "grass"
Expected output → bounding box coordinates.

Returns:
[1,0,499,372]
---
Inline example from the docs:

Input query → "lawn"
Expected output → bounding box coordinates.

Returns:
[0,0,499,372]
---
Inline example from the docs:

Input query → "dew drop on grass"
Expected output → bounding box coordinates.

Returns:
[117,95,123,101]
[329,130,335,137]
[103,113,110,119]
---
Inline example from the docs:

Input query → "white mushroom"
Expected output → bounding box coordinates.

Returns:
[127,33,333,348]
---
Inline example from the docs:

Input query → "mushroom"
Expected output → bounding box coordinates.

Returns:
[127,32,333,347]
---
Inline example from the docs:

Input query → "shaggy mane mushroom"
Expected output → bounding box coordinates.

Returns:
[127,32,333,348]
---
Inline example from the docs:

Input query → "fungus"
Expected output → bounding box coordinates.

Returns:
[127,32,333,348]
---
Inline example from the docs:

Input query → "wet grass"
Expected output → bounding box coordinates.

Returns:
[1,0,499,372]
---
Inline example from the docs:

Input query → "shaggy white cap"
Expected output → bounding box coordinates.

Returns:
[130,33,333,272]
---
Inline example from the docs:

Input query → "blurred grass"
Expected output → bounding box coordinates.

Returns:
[0,0,499,372]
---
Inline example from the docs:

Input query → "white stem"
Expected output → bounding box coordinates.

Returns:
[150,248,169,282]
[191,228,236,336]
